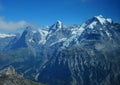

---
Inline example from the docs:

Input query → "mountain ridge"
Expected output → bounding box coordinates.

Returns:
[0,15,120,85]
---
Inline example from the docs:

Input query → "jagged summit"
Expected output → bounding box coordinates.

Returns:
[94,15,112,24]
[49,20,63,33]
[94,15,106,24]
[56,20,62,29]
[83,15,113,29]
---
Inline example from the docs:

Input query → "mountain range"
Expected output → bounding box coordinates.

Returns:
[0,15,120,85]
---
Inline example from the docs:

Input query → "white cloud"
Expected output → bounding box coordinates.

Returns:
[0,17,28,32]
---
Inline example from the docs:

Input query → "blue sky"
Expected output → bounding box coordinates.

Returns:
[0,0,120,32]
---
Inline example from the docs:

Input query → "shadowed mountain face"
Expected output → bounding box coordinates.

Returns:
[0,15,120,85]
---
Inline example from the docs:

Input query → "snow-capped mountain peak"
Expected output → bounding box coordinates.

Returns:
[56,20,62,29]
[94,15,112,24]
[95,15,106,24]
[49,20,63,33]
[106,18,112,23]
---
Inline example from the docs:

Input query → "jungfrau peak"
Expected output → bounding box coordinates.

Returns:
[94,15,112,24]
[94,15,106,24]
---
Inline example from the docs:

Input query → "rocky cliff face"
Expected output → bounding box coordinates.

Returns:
[0,66,45,85]
[38,45,120,85]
